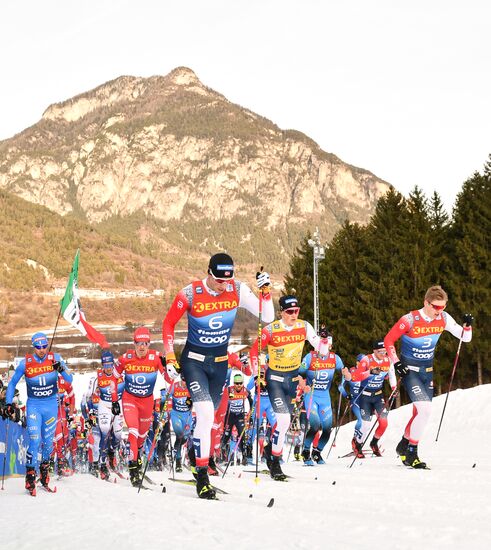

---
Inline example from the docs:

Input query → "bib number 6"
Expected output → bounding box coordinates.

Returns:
[209,316,223,330]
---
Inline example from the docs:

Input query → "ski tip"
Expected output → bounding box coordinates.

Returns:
[162,486,166,493]
[249,494,253,498]
[472,463,476,468]
[314,477,318,480]
[267,497,274,508]
[332,480,336,485]
[114,478,117,484]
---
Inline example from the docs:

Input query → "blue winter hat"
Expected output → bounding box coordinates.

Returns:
[356,354,365,362]
[101,350,114,366]
[32,332,49,349]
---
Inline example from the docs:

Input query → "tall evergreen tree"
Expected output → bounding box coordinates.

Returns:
[445,156,491,386]
[318,221,370,363]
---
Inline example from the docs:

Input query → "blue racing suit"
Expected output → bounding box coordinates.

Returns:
[299,350,344,452]
[6,351,72,469]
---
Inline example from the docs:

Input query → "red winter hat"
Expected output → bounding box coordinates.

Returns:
[134,326,151,343]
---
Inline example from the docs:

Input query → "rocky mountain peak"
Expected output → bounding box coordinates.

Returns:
[0,67,392,274]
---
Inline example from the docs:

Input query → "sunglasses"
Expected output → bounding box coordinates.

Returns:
[34,344,49,350]
[210,272,234,285]
[135,341,150,346]
[283,308,300,315]
[429,303,446,311]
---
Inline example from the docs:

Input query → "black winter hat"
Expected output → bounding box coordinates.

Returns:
[208,253,234,279]
[279,295,300,311]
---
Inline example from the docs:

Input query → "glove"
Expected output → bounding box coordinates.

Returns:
[4,403,17,420]
[319,324,329,339]
[463,313,474,327]
[338,384,349,399]
[390,386,399,398]
[256,271,271,291]
[185,397,193,408]
[52,360,64,373]
[166,358,181,381]
[394,361,408,377]
[159,355,167,368]
[370,367,381,375]
[111,401,121,416]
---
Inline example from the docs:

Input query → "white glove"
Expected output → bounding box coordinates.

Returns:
[166,362,181,381]
[256,271,271,289]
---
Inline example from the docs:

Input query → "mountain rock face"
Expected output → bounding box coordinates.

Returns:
[0,67,391,270]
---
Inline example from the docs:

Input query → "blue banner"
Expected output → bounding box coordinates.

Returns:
[0,418,28,477]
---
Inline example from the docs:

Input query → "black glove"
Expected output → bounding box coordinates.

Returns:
[52,360,64,373]
[111,401,121,416]
[370,367,381,375]
[319,324,329,339]
[463,313,474,327]
[4,403,17,420]
[185,397,193,408]
[159,355,167,368]
[394,361,408,377]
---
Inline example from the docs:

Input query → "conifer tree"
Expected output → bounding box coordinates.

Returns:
[445,156,491,386]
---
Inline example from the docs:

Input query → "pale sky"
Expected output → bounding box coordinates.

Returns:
[1,0,490,211]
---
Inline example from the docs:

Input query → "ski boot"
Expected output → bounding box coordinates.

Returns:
[351,438,365,459]
[175,457,183,473]
[128,460,142,487]
[89,461,99,477]
[396,436,409,457]
[99,462,110,481]
[39,460,51,488]
[107,449,117,470]
[58,457,73,477]
[25,467,37,496]
[312,448,326,465]
[294,444,302,461]
[208,455,219,476]
[241,454,248,466]
[370,437,383,457]
[263,442,273,470]
[269,456,287,481]
[302,449,315,466]
[402,445,428,469]
[196,467,217,500]
[187,445,198,479]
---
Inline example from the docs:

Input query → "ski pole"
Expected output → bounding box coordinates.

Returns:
[1,418,11,490]
[138,381,174,493]
[349,384,399,469]
[435,328,465,442]
[254,267,264,482]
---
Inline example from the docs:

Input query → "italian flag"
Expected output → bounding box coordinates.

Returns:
[60,250,109,348]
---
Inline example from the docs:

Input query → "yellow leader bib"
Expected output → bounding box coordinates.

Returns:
[268,320,307,372]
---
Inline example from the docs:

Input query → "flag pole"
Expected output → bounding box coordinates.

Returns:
[47,305,62,354]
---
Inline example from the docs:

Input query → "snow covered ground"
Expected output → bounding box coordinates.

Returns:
[1,384,490,550]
